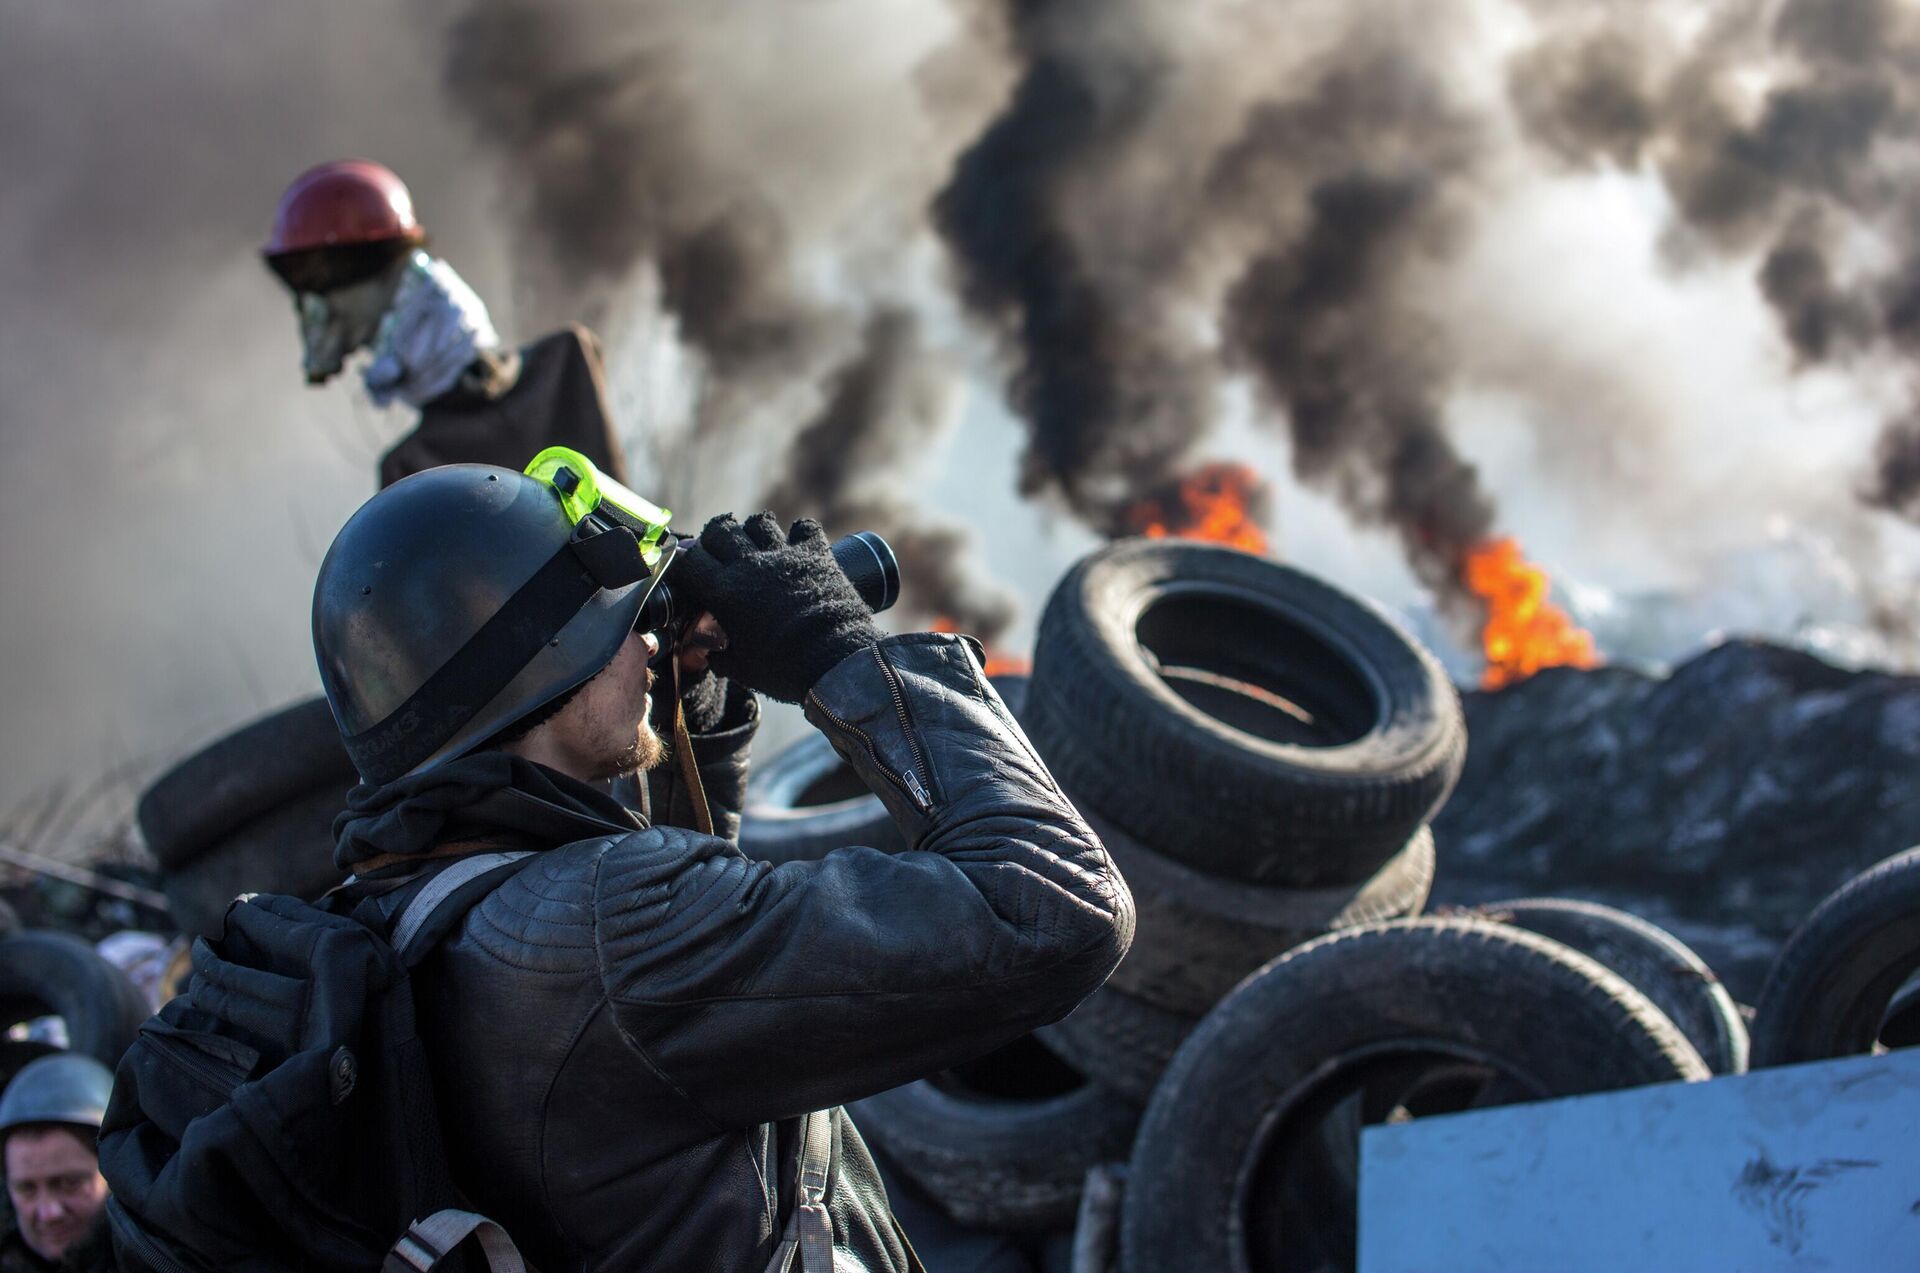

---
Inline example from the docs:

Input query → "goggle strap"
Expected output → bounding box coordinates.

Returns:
[570,519,652,590]
[343,538,611,784]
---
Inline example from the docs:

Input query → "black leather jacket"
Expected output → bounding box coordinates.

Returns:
[408,633,1134,1271]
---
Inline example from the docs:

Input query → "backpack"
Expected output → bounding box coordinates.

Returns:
[97,852,537,1273]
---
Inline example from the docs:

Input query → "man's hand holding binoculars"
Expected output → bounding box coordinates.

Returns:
[676,513,883,705]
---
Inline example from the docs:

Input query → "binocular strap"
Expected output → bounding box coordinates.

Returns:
[669,658,715,838]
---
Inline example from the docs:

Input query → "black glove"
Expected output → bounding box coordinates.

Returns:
[651,664,732,735]
[674,513,882,704]
[677,666,729,734]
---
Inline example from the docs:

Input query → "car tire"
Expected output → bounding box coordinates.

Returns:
[1751,845,1920,1066]
[1474,897,1749,1073]
[160,784,350,939]
[137,697,357,870]
[1102,815,1434,1015]
[1119,919,1709,1273]
[849,1033,1141,1233]
[1036,983,1198,1107]
[1025,541,1464,887]
[0,930,154,1068]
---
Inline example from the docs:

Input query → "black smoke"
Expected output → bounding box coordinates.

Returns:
[932,4,1513,614]
[1508,0,1920,510]
[760,310,1017,640]
[931,0,1217,537]
[1211,51,1497,597]
[440,1,827,387]
[438,0,1013,638]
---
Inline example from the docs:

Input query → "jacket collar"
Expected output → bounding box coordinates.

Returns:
[333,750,641,871]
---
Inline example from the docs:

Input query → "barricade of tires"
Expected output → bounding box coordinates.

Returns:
[738,540,1784,1272]
[114,538,1882,1271]
[738,543,1658,1269]
[135,696,354,937]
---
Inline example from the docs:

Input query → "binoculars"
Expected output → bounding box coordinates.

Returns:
[636,530,901,662]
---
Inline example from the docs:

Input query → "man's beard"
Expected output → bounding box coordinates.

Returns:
[598,721,667,781]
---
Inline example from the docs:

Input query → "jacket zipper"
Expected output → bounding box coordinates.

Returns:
[806,688,932,814]
[149,1033,250,1099]
[871,647,935,811]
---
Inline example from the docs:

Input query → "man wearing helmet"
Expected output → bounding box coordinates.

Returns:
[262,159,630,489]
[312,465,1133,1272]
[0,1055,114,1273]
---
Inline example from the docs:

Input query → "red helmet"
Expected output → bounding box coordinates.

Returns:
[263,159,426,257]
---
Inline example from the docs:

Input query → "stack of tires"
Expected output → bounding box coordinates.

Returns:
[742,540,1766,1272]
[136,697,355,938]
[731,544,1393,1265]
[1022,541,1466,1108]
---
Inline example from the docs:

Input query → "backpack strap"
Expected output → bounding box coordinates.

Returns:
[380,854,542,1272]
[762,1108,837,1273]
[385,1208,525,1273]
[389,851,537,963]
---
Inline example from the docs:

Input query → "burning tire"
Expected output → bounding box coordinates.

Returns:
[1118,919,1709,1273]
[1102,813,1435,1015]
[137,696,357,870]
[159,786,349,939]
[847,1034,1138,1233]
[1473,898,1749,1074]
[738,677,1027,864]
[1751,845,1920,1066]
[1025,541,1464,887]
[0,930,154,1068]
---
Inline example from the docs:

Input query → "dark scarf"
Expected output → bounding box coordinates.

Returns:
[333,750,642,871]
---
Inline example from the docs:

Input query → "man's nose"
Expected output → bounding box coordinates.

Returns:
[33,1197,69,1221]
[641,631,661,660]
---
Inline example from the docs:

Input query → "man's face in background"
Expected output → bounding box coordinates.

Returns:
[5,1126,108,1261]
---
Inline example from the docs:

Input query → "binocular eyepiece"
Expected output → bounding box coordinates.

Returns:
[637,530,900,657]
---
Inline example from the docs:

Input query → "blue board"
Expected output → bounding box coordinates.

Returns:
[1359,1049,1920,1271]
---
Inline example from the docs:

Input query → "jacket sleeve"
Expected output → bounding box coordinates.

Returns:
[589,632,1134,1129]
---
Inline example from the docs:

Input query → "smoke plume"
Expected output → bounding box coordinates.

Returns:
[440,1,833,409]
[437,0,1016,637]
[934,3,1503,610]
[1211,50,1497,597]
[760,309,1018,640]
[931,0,1218,537]
[1507,0,1920,512]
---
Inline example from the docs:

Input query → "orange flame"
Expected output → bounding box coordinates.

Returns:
[1125,463,1270,555]
[930,617,1032,678]
[1462,538,1601,690]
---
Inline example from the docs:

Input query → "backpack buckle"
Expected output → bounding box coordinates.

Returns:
[385,1223,446,1272]
[386,1210,527,1273]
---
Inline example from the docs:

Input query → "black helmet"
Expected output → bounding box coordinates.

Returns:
[313,464,672,783]
[0,1053,114,1138]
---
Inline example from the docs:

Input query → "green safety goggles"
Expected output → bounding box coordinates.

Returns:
[525,446,681,603]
